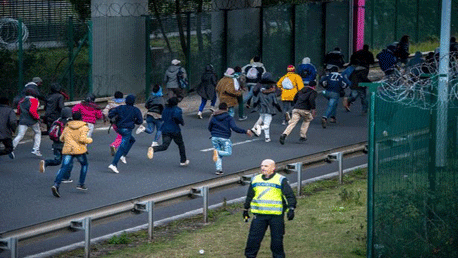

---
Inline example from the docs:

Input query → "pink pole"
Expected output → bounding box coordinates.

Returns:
[354,0,366,51]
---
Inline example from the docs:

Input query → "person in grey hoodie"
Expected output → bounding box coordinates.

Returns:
[0,97,17,159]
[164,59,187,102]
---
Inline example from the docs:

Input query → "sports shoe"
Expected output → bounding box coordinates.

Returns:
[62,179,73,184]
[147,147,154,159]
[120,156,127,164]
[39,160,45,173]
[285,112,291,122]
[282,121,287,126]
[265,138,271,142]
[180,160,190,166]
[321,118,327,128]
[108,164,119,173]
[8,151,15,159]
[279,134,286,145]
[151,141,159,147]
[251,124,261,137]
[197,111,203,119]
[136,125,146,134]
[329,117,337,123]
[51,186,60,198]
[238,116,248,121]
[299,137,307,143]
[209,107,215,113]
[76,185,88,191]
[31,150,42,157]
[215,170,224,175]
[212,149,218,162]
[110,146,117,156]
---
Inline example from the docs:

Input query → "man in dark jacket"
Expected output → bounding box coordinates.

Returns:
[39,107,72,174]
[324,47,346,69]
[319,66,350,128]
[44,83,65,133]
[208,102,252,175]
[147,97,189,166]
[279,81,317,144]
[136,84,165,147]
[108,95,143,173]
[377,44,398,75]
[0,97,17,159]
[350,44,375,69]
[343,66,371,114]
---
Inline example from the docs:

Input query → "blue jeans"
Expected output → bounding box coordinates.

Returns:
[322,90,340,119]
[198,96,217,112]
[228,107,235,117]
[243,83,256,105]
[211,137,232,171]
[347,88,368,113]
[111,128,135,166]
[145,116,162,142]
[54,154,88,188]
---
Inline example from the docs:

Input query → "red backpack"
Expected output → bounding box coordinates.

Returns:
[49,119,65,142]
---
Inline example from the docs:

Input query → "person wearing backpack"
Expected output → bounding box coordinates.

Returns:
[241,56,266,109]
[319,66,351,128]
[164,59,187,102]
[276,65,304,125]
[215,68,242,117]
[296,57,317,85]
[108,95,143,174]
[43,83,65,134]
[279,81,317,145]
[196,65,218,119]
[136,84,165,147]
[0,97,17,159]
[51,111,93,197]
[39,107,72,175]
[102,91,125,156]
[72,94,103,137]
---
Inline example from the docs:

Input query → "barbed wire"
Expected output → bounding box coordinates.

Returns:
[0,18,29,45]
[92,3,149,17]
[377,53,458,109]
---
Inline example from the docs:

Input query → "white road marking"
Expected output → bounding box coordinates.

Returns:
[95,127,110,131]
[200,139,261,152]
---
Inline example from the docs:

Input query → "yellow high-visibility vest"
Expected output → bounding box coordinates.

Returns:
[250,173,285,215]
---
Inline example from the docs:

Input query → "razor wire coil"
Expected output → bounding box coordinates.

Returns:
[0,18,29,45]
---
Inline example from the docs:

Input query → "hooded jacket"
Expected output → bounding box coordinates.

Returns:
[319,72,350,93]
[17,95,40,126]
[293,86,317,110]
[296,60,317,84]
[377,46,397,72]
[277,72,304,101]
[160,103,184,133]
[208,110,246,139]
[164,65,187,89]
[72,101,103,124]
[241,62,266,84]
[252,73,282,115]
[145,87,165,118]
[0,104,17,139]
[109,95,143,129]
[51,107,73,149]
[197,65,218,100]
[215,74,242,107]
[44,83,65,122]
[60,120,93,155]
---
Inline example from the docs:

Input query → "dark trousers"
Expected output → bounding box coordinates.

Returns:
[45,148,63,167]
[153,132,187,163]
[245,214,285,258]
[0,138,13,156]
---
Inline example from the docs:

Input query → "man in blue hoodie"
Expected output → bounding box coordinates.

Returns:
[208,102,252,175]
[108,95,143,173]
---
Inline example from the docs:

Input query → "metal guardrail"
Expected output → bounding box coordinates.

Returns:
[0,142,367,258]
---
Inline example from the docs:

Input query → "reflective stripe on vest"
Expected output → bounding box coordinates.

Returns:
[250,173,285,215]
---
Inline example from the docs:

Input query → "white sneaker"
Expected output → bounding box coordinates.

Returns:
[39,160,45,173]
[197,111,203,119]
[31,150,42,157]
[254,125,262,136]
[147,147,154,159]
[265,138,271,142]
[108,164,119,173]
[151,142,159,147]
[120,156,127,164]
[180,160,190,166]
[136,125,146,134]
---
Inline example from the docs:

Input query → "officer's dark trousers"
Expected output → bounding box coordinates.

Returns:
[245,214,285,258]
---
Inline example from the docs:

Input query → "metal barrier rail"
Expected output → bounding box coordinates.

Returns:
[0,142,367,258]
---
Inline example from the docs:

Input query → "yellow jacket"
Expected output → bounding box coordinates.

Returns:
[276,72,304,101]
[60,120,93,155]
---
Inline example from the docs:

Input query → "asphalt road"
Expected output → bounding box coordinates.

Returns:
[0,94,368,257]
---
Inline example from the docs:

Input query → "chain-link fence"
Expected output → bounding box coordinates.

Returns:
[1,1,90,102]
[365,0,458,50]
[366,54,458,256]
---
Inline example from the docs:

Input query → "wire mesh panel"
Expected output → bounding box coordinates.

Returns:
[369,73,458,256]
[325,0,350,63]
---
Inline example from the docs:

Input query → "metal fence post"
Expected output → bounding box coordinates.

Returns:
[326,152,343,184]
[68,16,74,100]
[0,237,18,258]
[191,186,209,223]
[88,20,93,94]
[18,18,23,92]
[70,217,91,258]
[286,162,303,195]
[134,201,155,240]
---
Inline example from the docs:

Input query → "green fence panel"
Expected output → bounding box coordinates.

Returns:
[325,0,350,63]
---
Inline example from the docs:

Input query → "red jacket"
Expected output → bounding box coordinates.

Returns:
[17,96,40,126]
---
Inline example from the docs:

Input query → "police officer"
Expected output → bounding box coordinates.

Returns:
[243,159,297,258]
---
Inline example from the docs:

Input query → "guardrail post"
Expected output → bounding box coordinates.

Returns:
[326,152,344,184]
[0,237,18,258]
[286,162,303,195]
[71,217,91,258]
[134,201,154,240]
[239,175,254,185]
[191,186,209,223]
